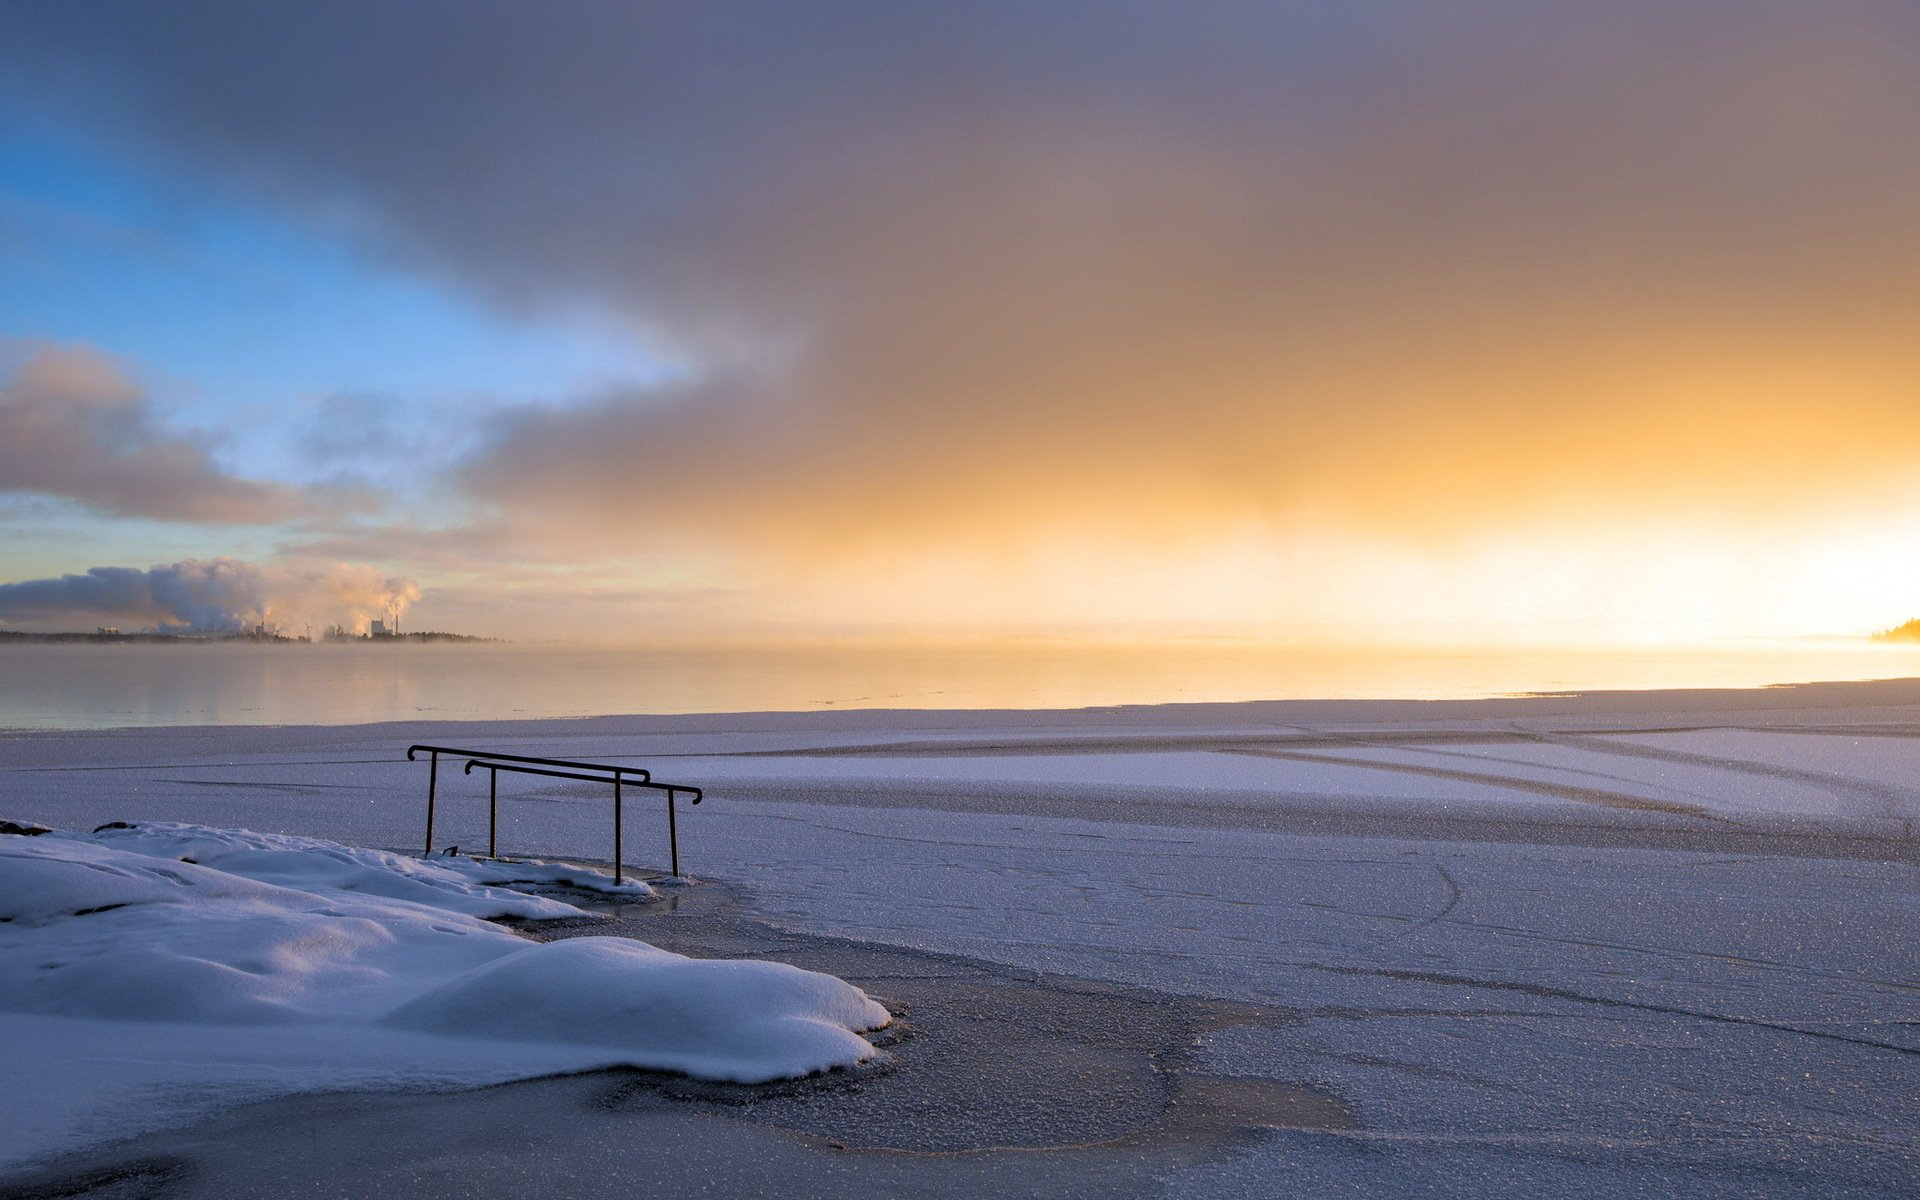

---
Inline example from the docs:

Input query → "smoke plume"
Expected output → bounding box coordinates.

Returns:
[0,559,421,635]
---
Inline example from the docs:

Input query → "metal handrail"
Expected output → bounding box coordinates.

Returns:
[462,758,703,884]
[405,744,651,857]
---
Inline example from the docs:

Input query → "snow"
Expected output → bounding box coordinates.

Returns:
[83,819,653,913]
[0,823,889,1171]
[1,682,1916,1193]
[387,937,891,1081]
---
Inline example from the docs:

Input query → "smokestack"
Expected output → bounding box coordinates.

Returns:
[0,558,422,635]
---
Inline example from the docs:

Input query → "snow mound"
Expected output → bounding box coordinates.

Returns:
[388,936,892,1083]
[0,822,891,1170]
[80,819,653,915]
[0,833,291,928]
[1,836,415,1023]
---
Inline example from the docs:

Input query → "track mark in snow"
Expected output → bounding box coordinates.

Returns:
[1388,865,1465,941]
[1525,729,1918,819]
[160,778,375,793]
[1303,1006,1595,1022]
[1298,901,1417,925]
[15,756,402,773]
[1433,920,1920,993]
[1298,963,1920,1056]
[1341,739,1734,811]
[1219,747,1716,818]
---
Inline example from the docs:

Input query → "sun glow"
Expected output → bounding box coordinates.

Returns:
[737,507,1920,648]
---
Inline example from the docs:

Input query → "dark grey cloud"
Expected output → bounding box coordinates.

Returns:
[0,566,168,627]
[6,2,1920,557]
[0,558,419,633]
[0,345,306,524]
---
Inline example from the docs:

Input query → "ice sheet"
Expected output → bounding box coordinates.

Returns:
[3,687,1916,1194]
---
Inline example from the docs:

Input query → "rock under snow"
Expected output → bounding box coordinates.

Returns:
[0,822,891,1171]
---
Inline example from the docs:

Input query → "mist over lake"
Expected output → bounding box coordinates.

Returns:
[8,639,1920,731]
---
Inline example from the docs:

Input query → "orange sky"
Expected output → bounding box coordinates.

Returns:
[3,3,1919,643]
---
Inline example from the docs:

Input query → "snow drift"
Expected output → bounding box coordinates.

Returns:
[0,822,890,1170]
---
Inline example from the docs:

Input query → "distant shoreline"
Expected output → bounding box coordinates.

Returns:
[0,630,501,645]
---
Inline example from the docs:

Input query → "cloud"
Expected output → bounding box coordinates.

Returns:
[6,4,1920,636]
[0,558,420,634]
[0,345,306,524]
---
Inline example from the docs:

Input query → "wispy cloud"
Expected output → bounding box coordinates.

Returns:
[0,344,306,524]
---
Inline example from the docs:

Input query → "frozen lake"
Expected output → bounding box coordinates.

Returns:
[3,680,1917,1196]
[6,638,1920,729]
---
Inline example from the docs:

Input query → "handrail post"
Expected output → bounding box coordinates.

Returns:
[668,789,680,878]
[613,773,624,886]
[424,750,439,856]
[488,765,498,858]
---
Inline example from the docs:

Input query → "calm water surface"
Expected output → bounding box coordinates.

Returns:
[3,640,1918,731]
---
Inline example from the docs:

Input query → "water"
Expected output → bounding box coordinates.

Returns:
[3,639,1918,731]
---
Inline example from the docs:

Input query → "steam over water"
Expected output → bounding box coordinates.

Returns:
[4,640,1920,730]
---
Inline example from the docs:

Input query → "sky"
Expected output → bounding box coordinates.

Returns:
[2,1,1918,644]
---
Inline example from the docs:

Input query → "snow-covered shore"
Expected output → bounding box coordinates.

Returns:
[3,679,1916,1195]
[0,823,887,1172]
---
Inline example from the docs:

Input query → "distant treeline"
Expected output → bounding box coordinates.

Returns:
[0,630,501,645]
[1874,620,1920,642]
